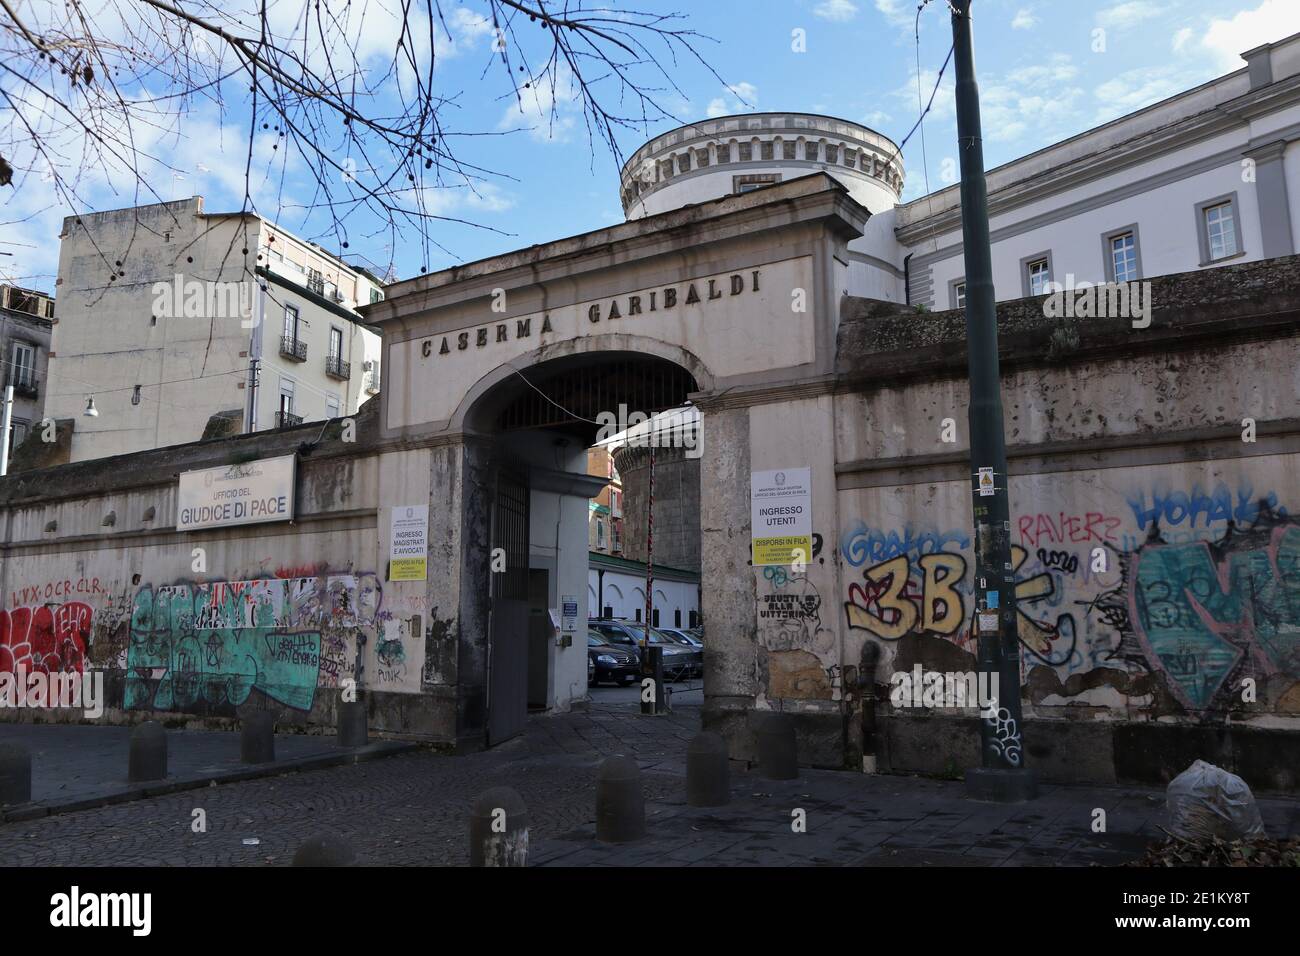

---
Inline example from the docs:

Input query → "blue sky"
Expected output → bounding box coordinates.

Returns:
[4,0,1300,293]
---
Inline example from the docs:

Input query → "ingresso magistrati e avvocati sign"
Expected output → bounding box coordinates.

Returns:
[176,455,297,531]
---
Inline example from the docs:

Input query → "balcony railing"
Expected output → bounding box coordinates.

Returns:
[276,410,303,428]
[364,370,381,395]
[6,376,38,400]
[279,335,307,361]
[325,354,350,380]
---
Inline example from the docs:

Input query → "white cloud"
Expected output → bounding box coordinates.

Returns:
[1171,26,1194,53]
[814,0,859,22]
[874,0,913,29]
[498,68,582,142]
[1011,8,1038,30]
[862,109,892,128]
[1200,0,1300,73]
[1093,65,1190,123]
[891,68,956,124]
[1097,2,1169,30]
[705,82,758,118]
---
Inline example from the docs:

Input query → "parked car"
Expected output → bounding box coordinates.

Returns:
[589,619,699,682]
[587,632,639,686]
[657,627,704,676]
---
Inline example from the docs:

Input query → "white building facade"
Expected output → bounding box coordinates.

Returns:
[621,34,1300,313]
[46,198,384,463]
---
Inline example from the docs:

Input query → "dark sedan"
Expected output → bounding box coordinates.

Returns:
[587,632,640,686]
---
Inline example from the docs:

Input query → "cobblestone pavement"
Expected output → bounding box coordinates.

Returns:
[1,698,1297,866]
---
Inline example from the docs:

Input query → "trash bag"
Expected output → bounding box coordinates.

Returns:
[1166,760,1266,843]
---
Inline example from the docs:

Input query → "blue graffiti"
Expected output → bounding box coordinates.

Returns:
[840,522,970,567]
[1127,484,1286,532]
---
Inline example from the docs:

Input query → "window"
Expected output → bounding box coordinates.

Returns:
[7,420,28,458]
[10,342,35,386]
[329,326,343,360]
[782,141,796,160]
[369,288,382,304]
[805,142,819,161]
[1197,195,1242,263]
[950,279,966,309]
[1102,225,1142,283]
[325,395,340,418]
[279,379,295,414]
[283,304,300,340]
[596,519,605,549]
[1020,252,1054,297]
[603,605,613,618]
[716,143,731,163]
[674,609,682,627]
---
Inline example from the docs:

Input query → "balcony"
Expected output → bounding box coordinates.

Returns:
[279,335,307,361]
[325,354,351,380]
[364,370,381,395]
[6,376,38,400]
[276,410,303,428]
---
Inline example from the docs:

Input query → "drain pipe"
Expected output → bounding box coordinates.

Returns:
[858,642,880,773]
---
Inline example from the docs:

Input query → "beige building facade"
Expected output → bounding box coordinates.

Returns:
[44,198,383,464]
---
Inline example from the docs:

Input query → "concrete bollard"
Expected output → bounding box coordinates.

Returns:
[596,755,646,843]
[128,720,167,783]
[469,787,529,866]
[292,833,356,866]
[0,742,32,806]
[337,700,368,748]
[241,711,276,764]
[686,732,730,807]
[755,712,799,780]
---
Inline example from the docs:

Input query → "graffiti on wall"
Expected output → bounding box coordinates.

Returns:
[0,602,93,676]
[842,544,1076,665]
[125,572,384,713]
[1092,508,1300,711]
[839,483,1300,716]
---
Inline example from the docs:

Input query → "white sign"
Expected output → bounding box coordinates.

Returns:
[977,467,995,497]
[561,595,578,632]
[177,455,296,531]
[390,505,429,581]
[751,467,812,566]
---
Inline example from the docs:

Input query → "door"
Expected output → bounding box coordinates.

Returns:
[486,468,529,745]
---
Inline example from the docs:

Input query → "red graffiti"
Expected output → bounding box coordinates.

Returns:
[8,578,106,608]
[273,563,328,580]
[0,602,93,675]
[1017,512,1120,549]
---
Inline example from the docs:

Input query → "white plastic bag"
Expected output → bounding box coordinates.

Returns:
[1166,759,1265,843]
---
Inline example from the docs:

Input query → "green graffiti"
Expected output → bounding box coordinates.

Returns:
[126,582,323,712]
[1131,525,1300,710]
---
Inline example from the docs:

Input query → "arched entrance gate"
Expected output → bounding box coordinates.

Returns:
[365,173,869,756]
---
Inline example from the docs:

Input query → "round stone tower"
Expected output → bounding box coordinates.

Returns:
[618,112,905,302]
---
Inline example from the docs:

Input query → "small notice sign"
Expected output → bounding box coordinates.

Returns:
[978,612,999,633]
[977,467,996,496]
[751,467,812,566]
[390,505,429,581]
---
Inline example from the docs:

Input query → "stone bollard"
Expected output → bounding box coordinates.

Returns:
[596,755,646,843]
[469,787,529,866]
[292,833,356,866]
[338,699,368,748]
[755,712,799,780]
[128,720,167,783]
[241,711,276,764]
[0,742,32,806]
[686,732,730,807]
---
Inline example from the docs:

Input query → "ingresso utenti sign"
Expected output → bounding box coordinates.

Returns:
[177,455,297,531]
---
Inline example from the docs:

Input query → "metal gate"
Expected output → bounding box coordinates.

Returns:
[486,468,529,746]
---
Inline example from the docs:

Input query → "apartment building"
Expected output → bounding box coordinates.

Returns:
[45,198,384,463]
[0,284,54,465]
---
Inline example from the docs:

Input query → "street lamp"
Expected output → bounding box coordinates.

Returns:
[84,397,99,417]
